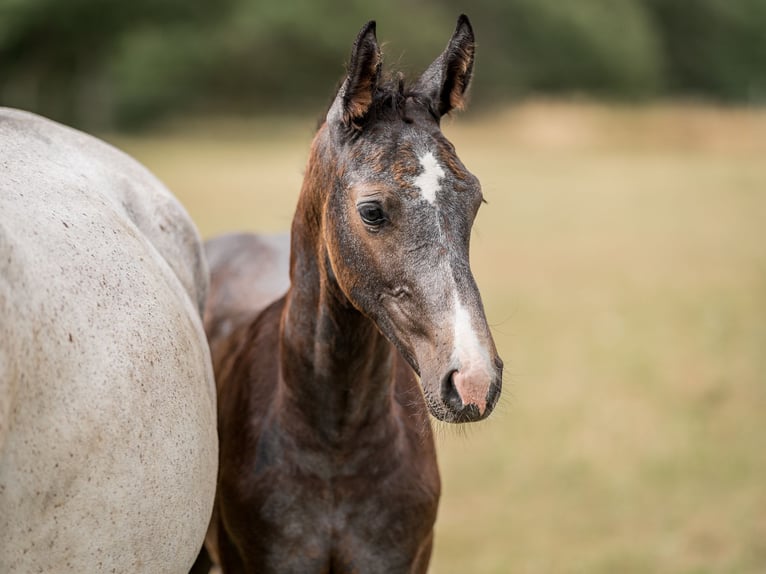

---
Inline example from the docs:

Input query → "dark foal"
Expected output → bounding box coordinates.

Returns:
[201,15,503,574]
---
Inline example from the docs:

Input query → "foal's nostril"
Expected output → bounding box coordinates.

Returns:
[441,370,464,413]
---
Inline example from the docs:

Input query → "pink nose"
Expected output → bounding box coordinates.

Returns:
[452,368,489,415]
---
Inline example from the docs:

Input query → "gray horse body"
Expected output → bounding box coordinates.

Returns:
[0,108,217,572]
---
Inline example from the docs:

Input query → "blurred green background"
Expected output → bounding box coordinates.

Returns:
[2,0,765,130]
[4,1,765,573]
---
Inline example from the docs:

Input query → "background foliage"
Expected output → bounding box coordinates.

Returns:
[1,0,765,129]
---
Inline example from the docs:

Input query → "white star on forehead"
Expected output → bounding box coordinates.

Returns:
[413,151,445,204]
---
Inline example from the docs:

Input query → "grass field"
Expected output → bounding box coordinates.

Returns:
[113,102,766,573]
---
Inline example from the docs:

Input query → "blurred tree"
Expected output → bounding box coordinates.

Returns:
[453,0,662,102]
[0,0,229,128]
[643,0,766,101]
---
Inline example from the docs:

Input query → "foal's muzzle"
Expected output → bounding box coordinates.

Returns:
[437,358,503,423]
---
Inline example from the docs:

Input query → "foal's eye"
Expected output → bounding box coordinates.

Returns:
[357,203,386,227]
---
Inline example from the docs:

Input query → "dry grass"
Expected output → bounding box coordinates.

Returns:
[112,102,766,573]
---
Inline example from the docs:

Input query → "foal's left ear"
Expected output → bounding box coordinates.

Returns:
[328,21,382,128]
[414,14,475,118]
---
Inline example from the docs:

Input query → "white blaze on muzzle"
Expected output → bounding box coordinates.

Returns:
[413,149,494,413]
[451,292,494,414]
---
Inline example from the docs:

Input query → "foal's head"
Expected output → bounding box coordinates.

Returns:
[305,16,502,423]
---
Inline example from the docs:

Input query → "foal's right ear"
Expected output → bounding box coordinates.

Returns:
[327,21,381,128]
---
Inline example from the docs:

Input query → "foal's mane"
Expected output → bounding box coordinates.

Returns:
[317,72,432,133]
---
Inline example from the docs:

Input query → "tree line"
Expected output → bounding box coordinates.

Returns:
[1,0,764,129]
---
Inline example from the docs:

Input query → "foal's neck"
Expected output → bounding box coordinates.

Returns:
[278,147,396,445]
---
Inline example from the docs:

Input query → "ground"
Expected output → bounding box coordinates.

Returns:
[112,102,766,574]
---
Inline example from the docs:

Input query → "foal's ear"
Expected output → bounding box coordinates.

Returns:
[414,14,475,117]
[327,21,381,127]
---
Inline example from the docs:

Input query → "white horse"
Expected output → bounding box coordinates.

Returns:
[0,108,217,572]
